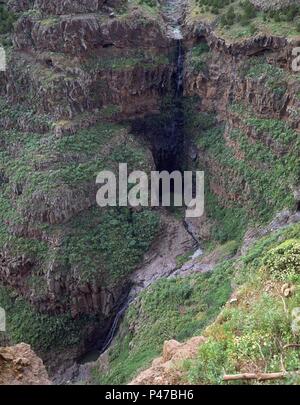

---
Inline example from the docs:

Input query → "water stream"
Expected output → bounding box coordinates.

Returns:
[161,0,186,40]
[78,295,133,364]
[78,0,188,366]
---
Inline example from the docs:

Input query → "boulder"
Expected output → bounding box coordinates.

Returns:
[0,343,51,385]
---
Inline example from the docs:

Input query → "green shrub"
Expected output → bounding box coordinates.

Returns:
[183,223,300,384]
[93,260,234,384]
[263,240,300,281]
[138,0,157,7]
[188,339,234,384]
[0,286,97,352]
[0,5,16,35]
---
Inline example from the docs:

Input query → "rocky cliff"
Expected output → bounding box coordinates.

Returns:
[0,343,51,385]
[0,0,177,375]
[88,1,300,385]
[0,0,300,385]
[181,0,300,242]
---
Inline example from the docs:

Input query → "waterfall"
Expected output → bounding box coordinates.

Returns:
[98,297,132,355]
[79,1,187,365]
[162,0,186,40]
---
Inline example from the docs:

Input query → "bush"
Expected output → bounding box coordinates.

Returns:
[0,5,16,35]
[93,260,234,384]
[263,240,300,281]
[0,286,98,352]
[138,0,157,7]
[221,6,236,27]
[241,0,257,19]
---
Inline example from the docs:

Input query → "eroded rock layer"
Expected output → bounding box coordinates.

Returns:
[0,1,176,373]
[0,0,299,382]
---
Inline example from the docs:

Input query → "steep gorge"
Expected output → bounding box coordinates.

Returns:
[0,0,300,385]
[0,0,193,377]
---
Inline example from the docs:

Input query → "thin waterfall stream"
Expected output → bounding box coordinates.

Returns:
[78,0,188,366]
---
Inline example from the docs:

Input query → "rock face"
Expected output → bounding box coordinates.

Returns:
[9,7,172,119]
[129,213,196,298]
[0,343,51,385]
[1,0,300,383]
[129,336,206,385]
[182,18,300,231]
[250,0,298,10]
[0,1,175,374]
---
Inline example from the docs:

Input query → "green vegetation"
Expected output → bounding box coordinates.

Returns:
[59,207,160,283]
[220,1,258,28]
[193,0,300,39]
[0,97,52,130]
[0,286,98,352]
[196,0,236,16]
[99,105,121,119]
[92,258,234,384]
[263,240,300,282]
[0,209,159,351]
[185,223,300,384]
[83,52,169,73]
[197,0,300,28]
[0,222,49,260]
[93,221,300,385]
[0,121,159,237]
[230,102,299,146]
[0,4,16,35]
[189,43,210,72]
[184,98,299,243]
[241,57,289,97]
[0,121,150,204]
[138,0,157,7]
[0,119,160,347]
[201,122,297,239]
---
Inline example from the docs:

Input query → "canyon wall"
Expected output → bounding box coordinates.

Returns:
[83,2,300,384]
[182,17,300,240]
[1,0,300,381]
[0,0,176,372]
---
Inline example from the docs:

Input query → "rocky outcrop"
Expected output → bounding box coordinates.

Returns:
[5,6,173,120]
[129,213,195,298]
[184,21,300,127]
[129,337,206,385]
[0,343,51,385]
[13,8,168,55]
